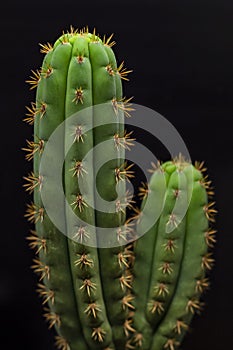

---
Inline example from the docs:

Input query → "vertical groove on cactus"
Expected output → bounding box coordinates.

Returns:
[24,26,216,350]
[89,39,132,349]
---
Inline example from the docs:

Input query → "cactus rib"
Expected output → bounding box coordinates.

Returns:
[31,40,88,349]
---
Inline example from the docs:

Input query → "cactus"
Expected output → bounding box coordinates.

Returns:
[23,27,216,350]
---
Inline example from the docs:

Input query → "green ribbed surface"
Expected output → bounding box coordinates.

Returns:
[24,28,216,350]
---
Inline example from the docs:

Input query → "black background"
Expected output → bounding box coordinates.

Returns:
[1,0,232,349]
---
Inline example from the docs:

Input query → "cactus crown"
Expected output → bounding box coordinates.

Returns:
[23,27,216,350]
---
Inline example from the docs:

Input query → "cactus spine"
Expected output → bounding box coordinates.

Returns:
[24,27,216,350]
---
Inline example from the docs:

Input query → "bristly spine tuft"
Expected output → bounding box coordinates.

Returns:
[26,69,41,90]
[44,308,61,329]
[103,33,116,47]
[37,283,55,305]
[117,61,133,81]
[23,172,43,193]
[39,42,53,54]
[55,335,70,350]
[22,139,44,161]
[27,230,46,254]
[92,327,106,342]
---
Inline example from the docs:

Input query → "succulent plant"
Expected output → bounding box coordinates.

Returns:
[23,27,216,350]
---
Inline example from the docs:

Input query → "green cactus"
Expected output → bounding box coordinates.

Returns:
[23,27,216,350]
